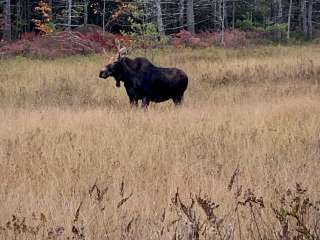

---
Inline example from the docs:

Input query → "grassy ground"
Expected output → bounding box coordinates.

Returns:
[0,45,320,239]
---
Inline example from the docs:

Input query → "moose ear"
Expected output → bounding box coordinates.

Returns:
[102,48,109,63]
[115,39,128,60]
[118,47,128,58]
[115,39,121,52]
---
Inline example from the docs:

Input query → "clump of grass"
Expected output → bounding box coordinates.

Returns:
[272,183,320,240]
[0,170,320,240]
[1,45,320,239]
[165,171,320,240]
[0,180,135,240]
[0,45,320,107]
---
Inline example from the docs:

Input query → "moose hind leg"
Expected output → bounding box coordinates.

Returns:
[173,95,184,106]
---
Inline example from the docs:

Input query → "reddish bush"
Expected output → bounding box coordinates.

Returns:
[0,31,132,58]
[171,29,251,48]
[222,30,249,47]
[171,30,194,47]
[189,37,201,46]
[0,29,258,58]
[21,32,40,41]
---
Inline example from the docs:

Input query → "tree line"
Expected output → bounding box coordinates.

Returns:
[0,0,319,41]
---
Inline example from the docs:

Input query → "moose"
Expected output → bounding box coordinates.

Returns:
[99,42,188,108]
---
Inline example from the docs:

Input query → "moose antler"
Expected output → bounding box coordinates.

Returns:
[102,48,117,64]
[115,39,128,59]
[118,47,128,58]
[101,39,128,65]
[115,39,121,52]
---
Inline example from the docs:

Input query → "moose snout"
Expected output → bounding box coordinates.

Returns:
[99,70,107,79]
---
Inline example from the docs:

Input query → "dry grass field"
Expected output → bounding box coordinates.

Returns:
[1,45,320,239]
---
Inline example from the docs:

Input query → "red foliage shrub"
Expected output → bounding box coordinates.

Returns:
[171,29,251,48]
[0,30,132,58]
[21,32,40,41]
[171,30,195,47]
[219,30,248,47]
[0,28,259,58]
[189,37,201,46]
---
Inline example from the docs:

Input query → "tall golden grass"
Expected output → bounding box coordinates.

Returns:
[0,45,320,239]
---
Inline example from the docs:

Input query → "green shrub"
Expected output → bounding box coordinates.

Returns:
[266,23,288,34]
[237,19,256,31]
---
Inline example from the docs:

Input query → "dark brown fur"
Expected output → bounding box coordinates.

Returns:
[99,57,188,107]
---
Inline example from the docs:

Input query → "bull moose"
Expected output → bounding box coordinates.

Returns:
[99,43,188,108]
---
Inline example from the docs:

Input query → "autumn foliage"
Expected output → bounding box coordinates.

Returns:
[0,13,4,32]
[111,1,133,19]
[33,1,53,35]
[0,31,131,58]
[0,29,256,58]
[171,29,253,48]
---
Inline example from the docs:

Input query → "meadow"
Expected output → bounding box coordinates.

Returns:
[0,45,320,239]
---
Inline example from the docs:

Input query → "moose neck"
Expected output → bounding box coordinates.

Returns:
[111,58,132,83]
[117,58,138,85]
[120,58,136,76]
[111,58,138,87]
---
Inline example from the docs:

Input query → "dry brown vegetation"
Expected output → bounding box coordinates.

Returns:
[0,45,320,240]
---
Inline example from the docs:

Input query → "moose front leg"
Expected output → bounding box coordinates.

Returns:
[141,97,150,109]
[126,88,138,108]
[129,96,138,107]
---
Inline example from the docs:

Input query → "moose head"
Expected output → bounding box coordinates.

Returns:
[99,39,128,87]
